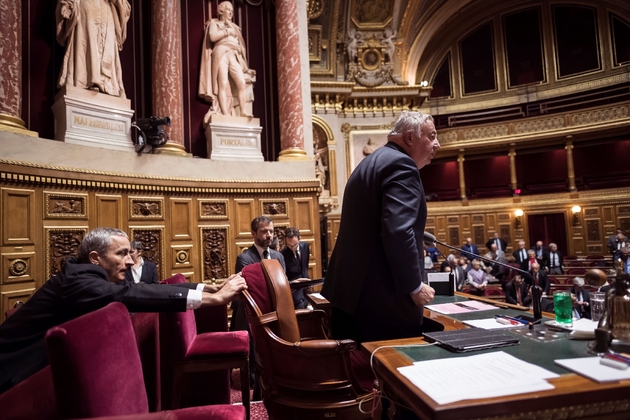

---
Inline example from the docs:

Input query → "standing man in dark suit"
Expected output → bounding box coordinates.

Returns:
[322,111,438,344]
[531,241,548,269]
[607,228,628,256]
[485,232,507,254]
[546,243,564,275]
[512,240,528,265]
[280,227,309,309]
[124,241,159,284]
[461,237,479,261]
[0,227,246,394]
[528,262,550,295]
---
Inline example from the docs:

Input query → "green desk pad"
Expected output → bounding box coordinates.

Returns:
[402,295,591,374]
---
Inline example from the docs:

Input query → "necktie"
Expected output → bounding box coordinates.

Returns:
[521,249,526,261]
[262,250,269,259]
[495,239,501,250]
[517,287,523,306]
[551,253,555,267]
[535,274,539,285]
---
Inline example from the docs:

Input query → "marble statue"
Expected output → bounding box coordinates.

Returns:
[314,142,328,189]
[199,1,256,123]
[56,0,131,98]
[382,28,396,61]
[346,28,362,63]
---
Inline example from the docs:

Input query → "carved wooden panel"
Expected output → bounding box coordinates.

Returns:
[486,215,496,230]
[171,244,193,269]
[425,227,435,236]
[235,199,255,236]
[261,199,288,217]
[199,199,229,220]
[274,224,289,251]
[426,217,435,226]
[499,225,511,245]
[472,215,484,223]
[584,207,600,217]
[447,216,459,224]
[573,238,585,254]
[586,220,601,241]
[603,206,614,224]
[327,216,341,259]
[2,286,35,321]
[170,198,192,240]
[572,227,583,237]
[200,227,229,280]
[2,252,36,284]
[129,197,164,219]
[44,192,87,218]
[130,228,164,279]
[2,188,35,246]
[448,227,459,245]
[618,206,630,215]
[96,195,122,229]
[498,213,510,221]
[588,244,603,253]
[45,228,87,279]
[620,218,630,234]
[294,197,315,235]
[461,215,470,231]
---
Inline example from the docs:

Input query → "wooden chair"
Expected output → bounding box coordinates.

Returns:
[241,260,374,420]
[483,287,506,301]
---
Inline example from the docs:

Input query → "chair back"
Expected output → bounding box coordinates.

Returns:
[45,302,149,418]
[131,312,162,412]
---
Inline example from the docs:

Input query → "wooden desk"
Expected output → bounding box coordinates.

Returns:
[362,294,630,420]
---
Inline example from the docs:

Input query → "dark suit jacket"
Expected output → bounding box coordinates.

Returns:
[527,270,550,295]
[322,142,426,342]
[461,244,479,261]
[0,258,197,392]
[546,250,564,273]
[531,246,549,268]
[570,287,591,319]
[280,242,310,309]
[608,234,628,254]
[512,248,529,264]
[451,265,466,291]
[503,281,529,305]
[124,260,159,285]
[485,237,507,252]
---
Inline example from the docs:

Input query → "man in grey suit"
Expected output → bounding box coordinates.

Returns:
[322,111,438,343]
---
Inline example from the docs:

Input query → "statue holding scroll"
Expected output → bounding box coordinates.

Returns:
[199,1,256,124]
[56,0,131,98]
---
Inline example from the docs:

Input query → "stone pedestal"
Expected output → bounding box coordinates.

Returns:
[52,86,134,152]
[205,115,263,161]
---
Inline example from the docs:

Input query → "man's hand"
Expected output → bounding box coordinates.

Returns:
[203,273,241,293]
[411,284,435,306]
[201,274,247,306]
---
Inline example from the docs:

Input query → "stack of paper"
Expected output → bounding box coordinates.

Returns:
[398,351,558,404]
[426,300,497,315]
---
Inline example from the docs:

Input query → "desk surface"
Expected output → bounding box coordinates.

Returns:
[362,294,630,420]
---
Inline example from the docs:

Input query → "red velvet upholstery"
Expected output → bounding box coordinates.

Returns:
[0,366,59,420]
[45,302,245,420]
[77,413,177,420]
[160,309,249,418]
[241,260,373,420]
[131,312,162,412]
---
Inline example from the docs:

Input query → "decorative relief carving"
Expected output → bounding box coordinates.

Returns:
[9,259,28,276]
[426,217,435,225]
[448,217,458,224]
[571,105,628,126]
[474,226,485,246]
[200,227,229,280]
[199,200,228,219]
[586,220,601,242]
[425,227,435,236]
[307,0,324,20]
[472,215,485,223]
[588,245,604,253]
[463,125,509,140]
[448,227,459,245]
[620,218,630,234]
[130,198,163,219]
[45,193,87,218]
[514,116,565,134]
[499,225,511,244]
[46,228,87,279]
[618,206,630,214]
[584,208,599,216]
[498,213,510,221]
[351,0,393,30]
[176,250,189,264]
[274,225,289,251]
[261,200,288,217]
[130,229,163,276]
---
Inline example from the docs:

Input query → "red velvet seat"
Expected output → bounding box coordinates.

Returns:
[567,268,587,275]
[483,287,505,300]
[241,260,374,420]
[0,366,58,420]
[45,302,244,420]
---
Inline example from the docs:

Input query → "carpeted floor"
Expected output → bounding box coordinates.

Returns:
[230,369,269,420]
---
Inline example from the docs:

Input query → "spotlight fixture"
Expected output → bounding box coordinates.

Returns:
[514,209,524,228]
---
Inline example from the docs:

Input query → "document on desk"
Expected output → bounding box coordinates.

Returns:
[425,300,497,314]
[398,351,558,405]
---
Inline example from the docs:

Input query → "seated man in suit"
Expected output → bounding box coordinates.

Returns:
[608,228,628,256]
[570,277,591,319]
[485,232,507,253]
[0,227,246,394]
[528,262,550,295]
[504,275,529,306]
[512,240,528,265]
[546,243,564,275]
[124,241,159,284]
[279,227,309,309]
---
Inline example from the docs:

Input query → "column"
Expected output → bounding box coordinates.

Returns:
[457,149,467,200]
[565,136,577,192]
[508,143,518,192]
[151,0,187,156]
[276,0,310,161]
[0,0,36,136]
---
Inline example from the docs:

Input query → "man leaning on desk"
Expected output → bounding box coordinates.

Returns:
[322,111,439,343]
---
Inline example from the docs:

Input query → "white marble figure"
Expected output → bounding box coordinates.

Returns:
[382,27,396,61]
[199,1,256,124]
[314,142,328,189]
[346,28,362,63]
[362,138,378,156]
[56,0,131,98]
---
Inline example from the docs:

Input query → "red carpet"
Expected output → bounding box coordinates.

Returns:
[230,369,269,420]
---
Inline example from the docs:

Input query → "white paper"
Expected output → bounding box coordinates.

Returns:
[398,351,557,405]
[569,319,598,339]
[462,318,521,330]
[555,357,630,382]
[308,292,325,299]
[425,300,497,315]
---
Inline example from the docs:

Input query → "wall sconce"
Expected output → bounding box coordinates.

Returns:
[572,205,581,225]
[514,209,524,228]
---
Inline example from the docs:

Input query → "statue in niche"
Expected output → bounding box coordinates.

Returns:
[314,141,329,190]
[345,28,362,63]
[55,0,131,97]
[199,1,256,125]
[382,28,396,61]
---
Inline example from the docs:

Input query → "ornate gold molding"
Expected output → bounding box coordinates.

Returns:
[309,0,340,76]
[0,113,38,137]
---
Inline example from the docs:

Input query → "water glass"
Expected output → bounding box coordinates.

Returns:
[553,290,573,327]
[590,292,606,323]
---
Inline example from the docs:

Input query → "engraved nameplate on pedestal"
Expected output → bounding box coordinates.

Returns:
[205,115,264,162]
[52,86,135,152]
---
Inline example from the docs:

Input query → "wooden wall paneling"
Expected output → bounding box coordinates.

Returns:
[170,244,194,271]
[169,198,193,241]
[2,284,36,321]
[274,223,289,252]
[130,227,165,281]
[95,194,123,230]
[234,199,255,237]
[486,214,496,233]
[43,192,88,219]
[128,196,165,220]
[2,188,36,246]
[499,224,511,251]
[1,252,36,285]
[448,226,459,246]
[178,272,195,283]
[602,206,615,225]
[473,225,485,249]
[293,197,316,236]
[200,226,230,280]
[260,198,289,218]
[461,215,471,233]
[617,205,630,235]
[327,215,341,260]
[198,199,229,220]
[44,227,88,280]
